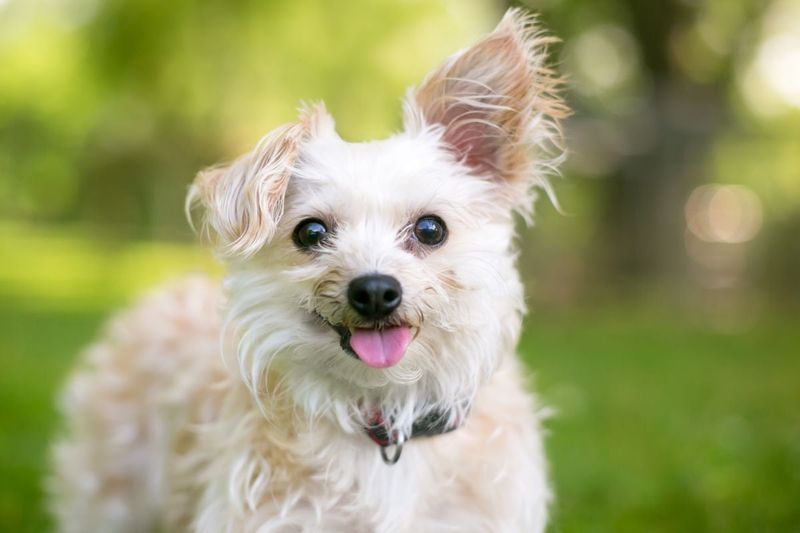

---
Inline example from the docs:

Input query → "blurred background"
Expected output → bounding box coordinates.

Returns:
[1,0,798,530]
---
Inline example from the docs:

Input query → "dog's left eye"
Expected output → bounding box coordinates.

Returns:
[293,218,328,249]
[413,215,447,246]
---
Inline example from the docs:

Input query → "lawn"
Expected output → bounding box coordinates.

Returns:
[1,224,798,531]
[3,303,798,532]
[0,304,106,532]
[523,312,800,532]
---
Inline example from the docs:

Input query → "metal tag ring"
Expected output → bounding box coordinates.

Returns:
[380,433,405,465]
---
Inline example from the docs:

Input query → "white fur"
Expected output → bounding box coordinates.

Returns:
[49,9,566,532]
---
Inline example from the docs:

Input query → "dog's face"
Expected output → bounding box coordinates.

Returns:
[189,11,566,421]
[274,129,515,388]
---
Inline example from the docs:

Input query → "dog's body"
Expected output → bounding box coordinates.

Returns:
[50,276,550,532]
[49,10,567,532]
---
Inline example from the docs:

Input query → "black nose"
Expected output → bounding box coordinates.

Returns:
[347,274,402,319]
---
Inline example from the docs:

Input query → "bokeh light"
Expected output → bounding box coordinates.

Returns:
[739,0,800,116]
[685,184,763,244]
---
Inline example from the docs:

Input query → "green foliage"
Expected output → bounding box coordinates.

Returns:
[0,0,495,234]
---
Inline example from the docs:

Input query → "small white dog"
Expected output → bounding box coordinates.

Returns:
[49,9,567,532]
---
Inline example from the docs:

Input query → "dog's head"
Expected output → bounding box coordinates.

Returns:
[188,10,566,425]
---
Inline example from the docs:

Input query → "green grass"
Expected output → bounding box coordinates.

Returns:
[1,223,798,531]
[0,304,106,532]
[0,220,221,532]
[522,312,800,532]
[2,303,798,532]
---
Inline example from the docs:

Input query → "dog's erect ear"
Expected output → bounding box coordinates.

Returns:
[404,9,568,213]
[187,104,334,257]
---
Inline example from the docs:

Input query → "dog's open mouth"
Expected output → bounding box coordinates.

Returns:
[318,315,413,369]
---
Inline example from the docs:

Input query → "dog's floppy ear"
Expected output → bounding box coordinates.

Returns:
[187,105,334,257]
[404,9,568,215]
[187,123,304,257]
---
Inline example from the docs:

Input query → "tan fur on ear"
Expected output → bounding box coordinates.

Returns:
[187,124,305,257]
[404,9,569,217]
[186,103,336,258]
[186,123,304,257]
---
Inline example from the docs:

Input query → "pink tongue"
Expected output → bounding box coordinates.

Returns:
[349,326,412,368]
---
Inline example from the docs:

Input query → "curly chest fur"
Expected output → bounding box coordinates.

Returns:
[171,358,550,533]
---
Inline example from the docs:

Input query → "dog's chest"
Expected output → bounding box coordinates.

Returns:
[302,436,438,530]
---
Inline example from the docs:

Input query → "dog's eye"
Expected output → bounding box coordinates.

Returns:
[413,215,447,246]
[293,218,328,249]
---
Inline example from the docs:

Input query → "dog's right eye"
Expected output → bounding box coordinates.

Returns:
[293,219,328,249]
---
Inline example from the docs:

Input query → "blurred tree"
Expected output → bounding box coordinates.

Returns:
[0,0,798,306]
[512,0,800,308]
[0,0,494,239]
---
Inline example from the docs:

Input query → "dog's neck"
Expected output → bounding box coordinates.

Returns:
[361,403,469,464]
[246,361,477,464]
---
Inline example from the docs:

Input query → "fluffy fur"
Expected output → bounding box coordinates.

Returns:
[48,9,567,532]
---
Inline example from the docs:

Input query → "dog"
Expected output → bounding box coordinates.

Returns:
[48,9,568,532]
